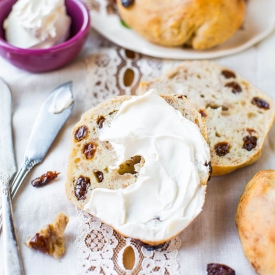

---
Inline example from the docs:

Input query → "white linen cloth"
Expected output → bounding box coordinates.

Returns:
[0,28,275,274]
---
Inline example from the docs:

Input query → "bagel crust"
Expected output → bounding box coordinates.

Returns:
[117,0,246,49]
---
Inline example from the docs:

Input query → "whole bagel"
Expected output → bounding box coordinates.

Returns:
[117,0,246,50]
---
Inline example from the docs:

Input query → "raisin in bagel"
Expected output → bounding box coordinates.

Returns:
[139,61,275,176]
[117,0,246,49]
[235,171,275,275]
[65,92,211,245]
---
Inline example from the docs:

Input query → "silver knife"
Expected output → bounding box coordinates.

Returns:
[0,82,74,230]
[0,78,24,275]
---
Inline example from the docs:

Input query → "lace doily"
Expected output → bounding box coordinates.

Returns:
[76,210,181,275]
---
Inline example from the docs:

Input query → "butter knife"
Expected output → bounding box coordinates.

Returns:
[0,82,74,231]
[0,78,24,275]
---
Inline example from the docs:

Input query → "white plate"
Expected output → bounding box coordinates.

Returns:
[89,0,275,59]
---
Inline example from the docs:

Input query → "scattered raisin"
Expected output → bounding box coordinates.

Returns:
[94,170,104,183]
[97,116,106,129]
[243,135,257,151]
[31,171,60,187]
[74,176,90,200]
[121,0,134,7]
[214,142,230,156]
[83,142,97,159]
[225,82,242,94]
[199,110,207,118]
[74,126,88,142]
[221,70,236,79]
[29,233,49,254]
[207,263,235,275]
[251,97,269,109]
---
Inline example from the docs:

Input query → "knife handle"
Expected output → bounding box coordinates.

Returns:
[0,157,38,232]
[10,157,39,200]
[1,175,24,275]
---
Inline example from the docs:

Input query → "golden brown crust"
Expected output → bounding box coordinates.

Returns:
[117,0,246,49]
[236,171,275,275]
[65,94,209,245]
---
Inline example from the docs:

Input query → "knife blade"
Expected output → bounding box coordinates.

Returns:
[0,81,74,231]
[10,81,74,198]
[0,77,24,274]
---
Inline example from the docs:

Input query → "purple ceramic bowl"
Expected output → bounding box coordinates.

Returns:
[0,0,90,73]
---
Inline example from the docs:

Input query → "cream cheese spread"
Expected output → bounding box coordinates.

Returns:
[84,90,210,243]
[4,0,71,49]
[48,82,74,114]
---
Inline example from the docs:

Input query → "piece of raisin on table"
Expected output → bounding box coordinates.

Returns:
[74,176,91,200]
[225,82,242,94]
[251,97,270,109]
[31,171,60,187]
[74,125,88,141]
[243,135,257,151]
[25,212,69,259]
[221,70,236,79]
[214,142,230,156]
[207,263,235,275]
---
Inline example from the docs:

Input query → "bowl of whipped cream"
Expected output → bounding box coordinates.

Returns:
[0,0,90,73]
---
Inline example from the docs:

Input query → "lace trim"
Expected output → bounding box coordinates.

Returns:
[75,210,181,275]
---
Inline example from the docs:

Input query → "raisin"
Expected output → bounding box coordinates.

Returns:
[214,142,230,156]
[83,142,97,159]
[74,126,88,142]
[199,110,207,118]
[94,170,104,183]
[29,233,49,254]
[251,97,269,109]
[207,263,235,275]
[97,116,106,129]
[121,0,134,7]
[31,171,60,187]
[118,156,141,175]
[243,135,257,151]
[74,176,90,200]
[221,70,236,79]
[225,82,242,94]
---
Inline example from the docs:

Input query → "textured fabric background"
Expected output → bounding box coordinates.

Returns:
[0,27,275,274]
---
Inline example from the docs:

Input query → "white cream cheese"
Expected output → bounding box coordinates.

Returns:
[48,82,74,114]
[84,90,211,243]
[4,0,71,49]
